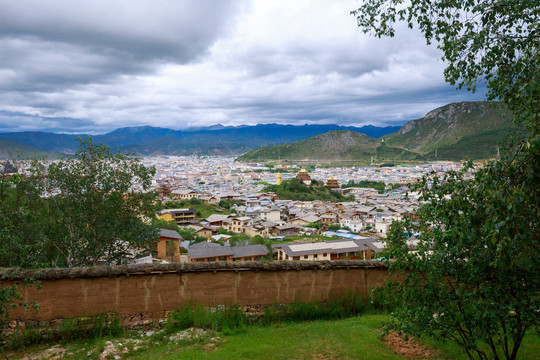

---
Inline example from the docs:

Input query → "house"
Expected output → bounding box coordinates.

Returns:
[187,243,268,262]
[244,224,269,238]
[171,189,199,200]
[155,229,183,263]
[339,218,364,233]
[275,239,376,261]
[290,214,320,226]
[188,242,233,262]
[226,216,252,234]
[374,220,392,235]
[204,214,231,227]
[320,212,338,224]
[185,225,213,239]
[157,208,196,226]
[198,195,220,205]
[257,207,281,222]
[211,234,232,243]
[270,224,301,237]
[231,245,268,261]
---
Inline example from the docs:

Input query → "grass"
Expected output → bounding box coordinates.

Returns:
[6,313,539,359]
[131,315,401,360]
[127,316,540,360]
[1,314,123,351]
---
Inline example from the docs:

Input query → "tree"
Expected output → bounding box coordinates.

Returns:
[328,224,341,231]
[42,137,158,267]
[352,1,540,359]
[380,154,539,360]
[0,170,43,323]
[0,171,49,268]
[154,219,180,232]
[352,0,539,133]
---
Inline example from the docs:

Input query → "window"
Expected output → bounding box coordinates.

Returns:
[314,254,318,258]
[304,255,308,259]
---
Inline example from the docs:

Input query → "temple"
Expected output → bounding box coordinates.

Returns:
[324,176,340,189]
[295,168,311,185]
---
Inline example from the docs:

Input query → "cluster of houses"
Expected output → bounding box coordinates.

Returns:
[154,228,386,264]
[148,169,420,264]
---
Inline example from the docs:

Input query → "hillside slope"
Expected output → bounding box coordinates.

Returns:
[237,130,421,162]
[0,139,57,160]
[383,101,513,158]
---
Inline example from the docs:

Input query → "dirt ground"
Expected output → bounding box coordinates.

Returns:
[382,332,439,358]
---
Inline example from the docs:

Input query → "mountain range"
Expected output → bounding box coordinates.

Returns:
[0,124,400,159]
[238,102,515,162]
[0,101,514,161]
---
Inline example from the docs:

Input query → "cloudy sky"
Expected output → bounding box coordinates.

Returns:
[0,0,484,134]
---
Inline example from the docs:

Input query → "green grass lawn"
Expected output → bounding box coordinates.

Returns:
[8,315,539,359]
[126,315,540,360]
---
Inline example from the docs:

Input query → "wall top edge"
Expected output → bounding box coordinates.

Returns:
[0,260,388,281]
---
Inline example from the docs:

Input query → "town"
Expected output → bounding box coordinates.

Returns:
[134,156,460,264]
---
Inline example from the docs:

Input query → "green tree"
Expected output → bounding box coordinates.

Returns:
[154,219,180,232]
[0,171,49,268]
[380,155,539,360]
[327,224,341,231]
[352,0,539,133]
[0,171,42,324]
[43,137,158,267]
[249,235,265,245]
[306,222,321,229]
[352,1,540,359]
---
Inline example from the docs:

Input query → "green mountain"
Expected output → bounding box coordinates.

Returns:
[0,139,57,160]
[382,101,514,159]
[238,102,516,163]
[237,130,422,162]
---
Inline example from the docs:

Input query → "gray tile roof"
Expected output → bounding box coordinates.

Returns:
[159,229,183,240]
[279,239,375,257]
[232,245,268,258]
[188,242,233,259]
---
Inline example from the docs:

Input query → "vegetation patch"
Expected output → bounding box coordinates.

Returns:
[263,178,354,202]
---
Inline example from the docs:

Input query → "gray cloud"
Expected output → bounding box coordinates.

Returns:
[0,0,484,133]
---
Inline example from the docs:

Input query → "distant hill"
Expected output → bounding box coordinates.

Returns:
[0,124,401,156]
[0,101,513,159]
[383,101,514,159]
[0,139,58,160]
[237,102,517,162]
[237,130,422,162]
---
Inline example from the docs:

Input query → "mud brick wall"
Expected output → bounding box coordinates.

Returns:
[1,260,389,321]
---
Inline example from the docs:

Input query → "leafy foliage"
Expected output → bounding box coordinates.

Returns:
[263,178,354,202]
[1,137,158,268]
[41,138,158,267]
[353,1,539,359]
[381,146,539,359]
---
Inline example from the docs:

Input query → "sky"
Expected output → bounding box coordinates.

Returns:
[0,0,485,134]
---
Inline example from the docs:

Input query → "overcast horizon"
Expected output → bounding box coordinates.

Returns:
[0,0,485,134]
